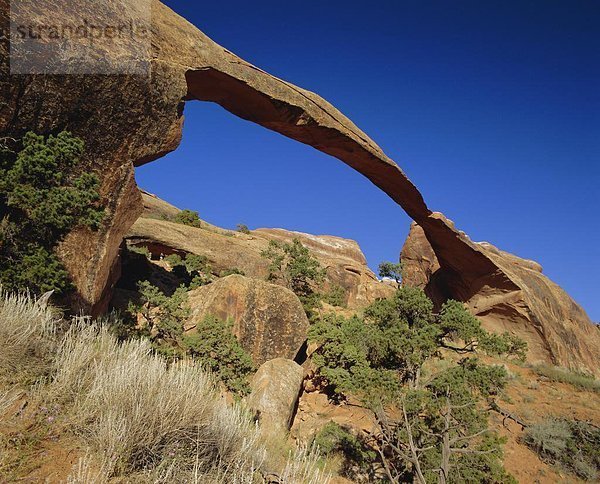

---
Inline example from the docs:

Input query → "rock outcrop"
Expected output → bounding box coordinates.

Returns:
[129,192,395,309]
[247,358,305,436]
[402,221,600,376]
[185,275,309,366]
[1,1,597,375]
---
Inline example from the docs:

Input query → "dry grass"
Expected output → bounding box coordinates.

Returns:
[532,364,600,393]
[0,389,20,416]
[0,289,57,384]
[44,321,266,480]
[0,290,330,483]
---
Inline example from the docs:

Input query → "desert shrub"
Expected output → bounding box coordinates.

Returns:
[166,253,213,288]
[524,418,599,480]
[378,261,403,284]
[173,209,202,228]
[531,364,600,393]
[182,316,255,396]
[220,267,246,277]
[237,224,251,234]
[129,245,151,259]
[261,238,325,314]
[132,280,190,347]
[45,322,266,480]
[261,238,325,297]
[129,282,254,395]
[0,131,104,296]
[313,422,377,479]
[322,284,347,308]
[309,287,522,483]
[0,292,329,483]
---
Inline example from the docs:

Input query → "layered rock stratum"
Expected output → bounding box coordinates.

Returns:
[1,0,598,375]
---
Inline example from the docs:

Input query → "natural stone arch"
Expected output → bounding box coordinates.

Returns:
[1,0,598,375]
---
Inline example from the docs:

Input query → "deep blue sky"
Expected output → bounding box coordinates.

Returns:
[137,1,599,321]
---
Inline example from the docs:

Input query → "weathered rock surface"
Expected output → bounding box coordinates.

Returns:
[402,221,600,376]
[1,1,597,375]
[246,358,305,435]
[291,392,376,441]
[185,275,309,366]
[128,192,395,308]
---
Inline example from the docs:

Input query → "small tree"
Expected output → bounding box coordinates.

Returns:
[132,281,190,346]
[379,261,404,284]
[173,209,202,228]
[0,131,105,295]
[236,223,251,234]
[309,286,526,482]
[166,253,213,288]
[129,281,254,396]
[260,238,325,312]
[182,316,255,396]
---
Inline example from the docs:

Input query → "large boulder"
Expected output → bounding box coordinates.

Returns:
[402,220,600,377]
[185,275,309,366]
[128,192,395,309]
[247,358,305,436]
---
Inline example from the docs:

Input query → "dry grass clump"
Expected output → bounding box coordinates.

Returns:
[46,322,266,480]
[523,418,599,481]
[0,289,57,384]
[532,364,600,393]
[47,322,329,483]
[1,291,330,483]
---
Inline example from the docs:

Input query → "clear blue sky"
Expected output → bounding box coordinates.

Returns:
[137,0,600,321]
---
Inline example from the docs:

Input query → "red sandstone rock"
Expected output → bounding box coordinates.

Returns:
[402,221,600,377]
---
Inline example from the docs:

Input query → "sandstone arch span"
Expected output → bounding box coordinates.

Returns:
[1,0,598,374]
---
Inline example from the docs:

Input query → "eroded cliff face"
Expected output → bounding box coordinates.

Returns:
[1,1,597,374]
[402,221,600,376]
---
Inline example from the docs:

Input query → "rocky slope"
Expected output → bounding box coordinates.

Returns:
[402,221,600,376]
[127,191,395,309]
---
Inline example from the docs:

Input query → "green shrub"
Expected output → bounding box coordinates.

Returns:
[322,284,347,308]
[237,224,251,234]
[261,238,325,315]
[313,422,377,479]
[220,267,246,277]
[129,282,254,396]
[173,209,202,228]
[261,239,325,297]
[524,418,599,480]
[128,245,151,259]
[166,253,212,288]
[132,281,190,346]
[0,131,105,296]
[531,364,600,393]
[183,315,255,396]
[378,261,403,284]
